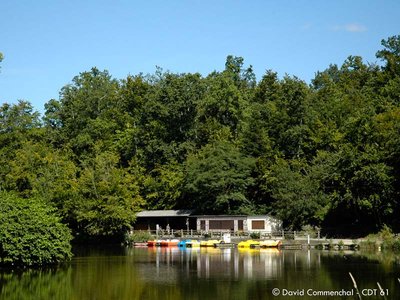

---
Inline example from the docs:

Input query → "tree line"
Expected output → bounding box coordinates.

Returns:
[1,36,400,239]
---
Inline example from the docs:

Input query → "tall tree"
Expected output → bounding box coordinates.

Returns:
[74,152,144,237]
[48,68,124,158]
[184,141,255,214]
[376,35,400,77]
[265,158,329,230]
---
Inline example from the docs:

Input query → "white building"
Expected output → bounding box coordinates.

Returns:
[194,215,282,233]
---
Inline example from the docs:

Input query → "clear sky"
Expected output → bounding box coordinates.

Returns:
[1,0,399,113]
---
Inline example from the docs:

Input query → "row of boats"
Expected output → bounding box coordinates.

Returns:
[147,239,281,248]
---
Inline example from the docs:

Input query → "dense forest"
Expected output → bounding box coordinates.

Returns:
[1,36,400,240]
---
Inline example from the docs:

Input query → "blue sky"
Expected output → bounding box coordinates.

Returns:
[1,0,399,113]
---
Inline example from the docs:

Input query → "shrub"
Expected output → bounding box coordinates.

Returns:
[250,232,260,239]
[360,225,400,251]
[301,225,320,238]
[358,240,379,251]
[391,240,400,251]
[125,231,153,243]
[0,192,72,267]
[174,231,183,238]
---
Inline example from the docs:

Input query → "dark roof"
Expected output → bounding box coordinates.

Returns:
[136,210,194,217]
[191,215,276,219]
[191,215,247,218]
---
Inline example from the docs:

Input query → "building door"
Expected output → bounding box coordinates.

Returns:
[238,220,244,231]
[200,220,206,230]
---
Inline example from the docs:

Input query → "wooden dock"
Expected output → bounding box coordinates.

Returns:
[129,230,361,251]
[215,243,236,248]
[280,239,359,250]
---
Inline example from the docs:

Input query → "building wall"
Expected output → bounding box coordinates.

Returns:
[136,215,282,232]
[135,217,191,230]
[195,216,248,232]
[195,216,282,232]
[246,216,282,232]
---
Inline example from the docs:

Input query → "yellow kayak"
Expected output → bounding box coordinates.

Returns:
[200,240,223,247]
[238,240,260,248]
[260,240,281,248]
[186,240,200,248]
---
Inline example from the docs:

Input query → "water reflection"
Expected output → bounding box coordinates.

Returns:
[1,247,400,300]
[130,247,284,280]
[136,247,330,280]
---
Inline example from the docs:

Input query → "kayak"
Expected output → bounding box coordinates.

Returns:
[159,239,180,247]
[178,240,191,247]
[186,240,200,248]
[200,240,223,247]
[238,240,260,248]
[260,240,281,248]
[147,240,157,247]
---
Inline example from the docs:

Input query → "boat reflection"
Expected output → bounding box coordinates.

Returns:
[139,246,305,280]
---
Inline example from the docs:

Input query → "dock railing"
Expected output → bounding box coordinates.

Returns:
[132,229,321,240]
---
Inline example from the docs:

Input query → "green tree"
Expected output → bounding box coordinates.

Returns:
[49,68,124,158]
[0,101,41,135]
[184,141,255,214]
[251,71,311,159]
[224,55,256,89]
[136,72,203,168]
[0,101,43,193]
[194,72,245,144]
[376,35,400,76]
[115,75,151,164]
[266,158,329,229]
[142,161,184,210]
[4,141,79,218]
[319,144,395,233]
[74,152,144,237]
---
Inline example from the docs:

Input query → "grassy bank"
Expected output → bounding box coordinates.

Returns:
[358,226,400,251]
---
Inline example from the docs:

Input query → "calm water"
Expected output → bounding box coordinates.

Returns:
[1,246,400,300]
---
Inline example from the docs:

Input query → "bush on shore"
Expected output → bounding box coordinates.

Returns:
[0,192,73,267]
[124,230,153,243]
[359,225,400,251]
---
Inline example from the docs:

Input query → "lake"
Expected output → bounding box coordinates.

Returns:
[1,246,400,299]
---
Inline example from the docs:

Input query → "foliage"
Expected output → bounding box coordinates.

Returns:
[0,192,72,266]
[142,161,184,209]
[184,141,255,214]
[369,225,400,251]
[0,267,73,300]
[1,36,400,238]
[73,152,144,237]
[124,231,153,243]
[249,232,260,239]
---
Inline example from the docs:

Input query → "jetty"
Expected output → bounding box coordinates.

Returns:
[130,229,360,250]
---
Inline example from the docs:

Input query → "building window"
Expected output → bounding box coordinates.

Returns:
[251,220,265,230]
[209,220,234,230]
